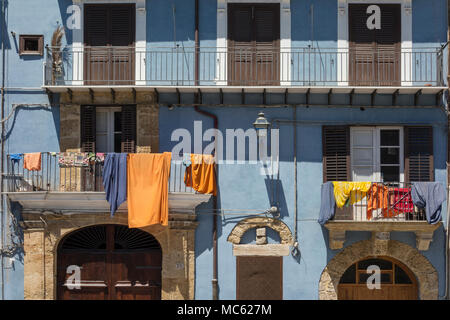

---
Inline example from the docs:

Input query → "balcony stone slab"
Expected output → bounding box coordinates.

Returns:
[324,221,442,251]
[6,191,211,215]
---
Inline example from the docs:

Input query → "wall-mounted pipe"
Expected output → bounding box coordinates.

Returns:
[194,0,219,300]
[0,0,6,300]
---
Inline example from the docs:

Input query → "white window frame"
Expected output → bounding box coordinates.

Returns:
[337,0,412,86]
[216,0,291,85]
[350,126,404,183]
[71,0,146,86]
[96,106,122,153]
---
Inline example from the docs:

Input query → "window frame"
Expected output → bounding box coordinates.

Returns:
[95,106,122,153]
[350,126,404,182]
[19,35,44,56]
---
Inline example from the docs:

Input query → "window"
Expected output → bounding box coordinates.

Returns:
[350,127,403,182]
[96,107,122,153]
[19,35,44,56]
[227,3,280,85]
[80,105,136,153]
[323,125,433,183]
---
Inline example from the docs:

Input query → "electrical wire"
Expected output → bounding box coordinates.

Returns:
[0,103,51,124]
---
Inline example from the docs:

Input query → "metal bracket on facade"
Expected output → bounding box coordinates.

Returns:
[67,88,73,104]
[263,88,267,105]
[111,88,116,104]
[89,88,94,103]
[306,88,310,106]
[154,88,159,104]
[414,89,422,106]
[219,88,224,104]
[371,89,377,106]
[176,88,181,105]
[284,88,288,105]
[436,90,443,106]
[349,89,355,106]
[45,88,54,105]
[327,89,332,105]
[132,88,136,103]
[393,89,399,106]
[241,88,245,105]
[197,88,203,104]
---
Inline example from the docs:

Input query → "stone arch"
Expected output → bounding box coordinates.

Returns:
[23,212,196,300]
[227,217,294,245]
[318,240,439,300]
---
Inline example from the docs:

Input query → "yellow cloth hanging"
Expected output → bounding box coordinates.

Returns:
[332,181,372,208]
[127,152,172,228]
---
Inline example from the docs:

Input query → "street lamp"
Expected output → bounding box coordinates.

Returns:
[252,111,270,137]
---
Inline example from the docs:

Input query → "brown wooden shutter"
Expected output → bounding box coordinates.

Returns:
[322,126,350,182]
[227,4,279,85]
[405,126,434,182]
[254,4,280,85]
[81,105,96,153]
[348,4,401,86]
[236,256,282,300]
[84,4,135,85]
[121,105,136,153]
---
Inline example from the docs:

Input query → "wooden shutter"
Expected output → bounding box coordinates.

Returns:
[348,4,401,86]
[228,5,253,85]
[405,126,434,182]
[227,4,279,85]
[254,5,280,85]
[84,4,135,85]
[121,105,136,153]
[236,256,282,300]
[323,126,350,182]
[81,106,96,153]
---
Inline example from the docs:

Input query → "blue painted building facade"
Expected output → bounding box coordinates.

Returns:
[0,0,448,300]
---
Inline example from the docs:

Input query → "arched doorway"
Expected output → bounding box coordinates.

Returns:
[338,256,418,300]
[57,224,162,300]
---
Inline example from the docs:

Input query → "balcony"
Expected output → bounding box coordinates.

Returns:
[5,153,211,214]
[43,46,447,96]
[323,182,442,251]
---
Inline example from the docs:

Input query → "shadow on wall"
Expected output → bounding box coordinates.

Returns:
[4,201,25,265]
[57,0,73,45]
[0,0,11,51]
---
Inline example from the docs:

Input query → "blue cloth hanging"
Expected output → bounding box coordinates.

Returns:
[102,153,128,216]
[411,182,446,225]
[318,182,336,226]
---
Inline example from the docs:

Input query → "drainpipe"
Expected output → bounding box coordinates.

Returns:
[195,106,219,300]
[444,0,450,300]
[194,0,219,300]
[0,0,6,301]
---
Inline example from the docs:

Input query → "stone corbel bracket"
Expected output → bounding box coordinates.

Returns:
[324,221,442,251]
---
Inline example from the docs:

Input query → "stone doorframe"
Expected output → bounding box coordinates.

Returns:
[22,212,198,300]
[318,237,439,300]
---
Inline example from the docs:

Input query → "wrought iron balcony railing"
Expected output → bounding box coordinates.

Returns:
[44,46,446,87]
[332,182,426,222]
[5,153,195,194]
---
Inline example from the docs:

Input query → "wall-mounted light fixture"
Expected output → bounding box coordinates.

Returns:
[253,112,271,137]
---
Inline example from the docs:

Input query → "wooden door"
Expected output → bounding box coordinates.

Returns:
[57,225,162,300]
[84,4,135,85]
[349,4,401,86]
[338,257,418,300]
[236,256,282,300]
[228,4,280,86]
